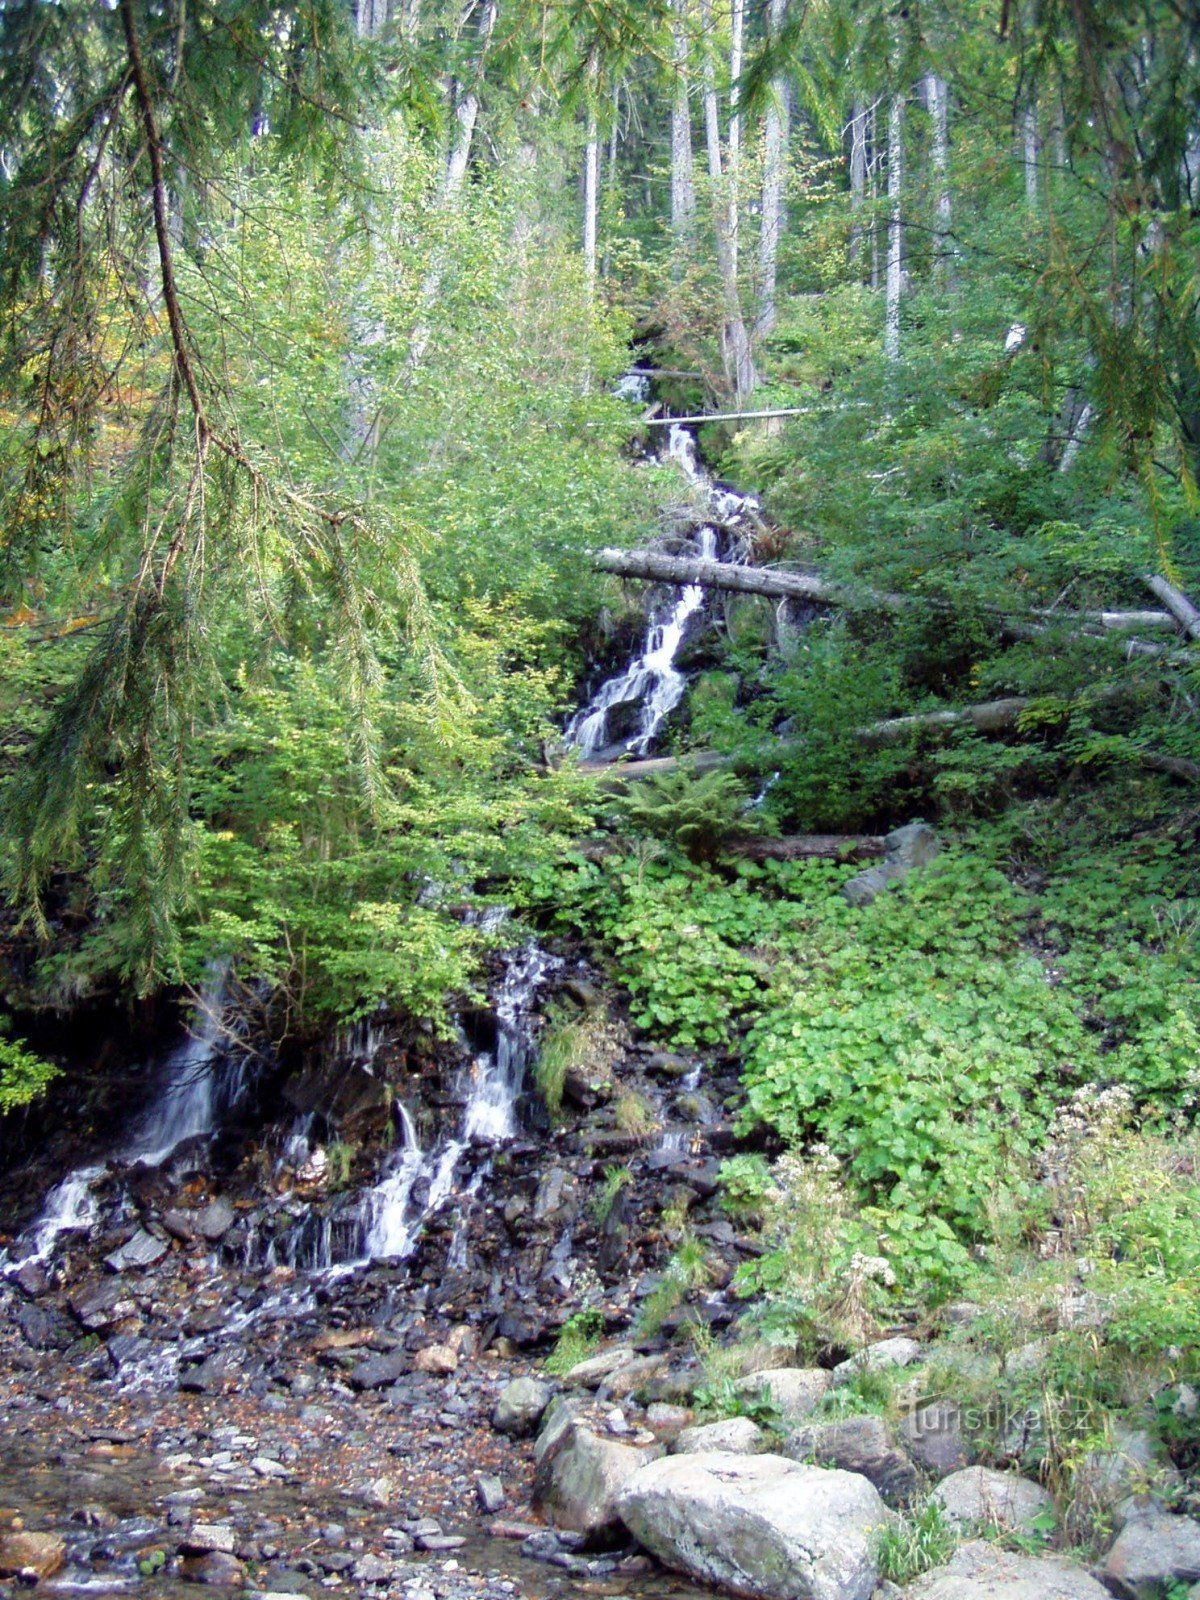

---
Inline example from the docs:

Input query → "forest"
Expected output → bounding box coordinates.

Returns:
[0,1,1199,1598]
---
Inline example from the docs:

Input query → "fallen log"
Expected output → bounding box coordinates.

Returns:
[728,834,885,862]
[1143,574,1200,643]
[594,548,1176,634]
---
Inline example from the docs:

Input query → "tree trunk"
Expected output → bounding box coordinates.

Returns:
[730,834,886,861]
[925,72,952,284]
[1142,574,1200,641]
[401,0,499,383]
[591,546,1176,633]
[849,99,869,272]
[582,56,600,297]
[700,0,756,400]
[728,0,744,276]
[670,0,696,245]
[1022,98,1039,211]
[755,0,788,339]
[884,87,904,364]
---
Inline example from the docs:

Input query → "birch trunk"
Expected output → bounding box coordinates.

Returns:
[670,0,696,244]
[582,57,600,297]
[1022,99,1039,211]
[755,0,788,340]
[925,72,952,284]
[884,88,904,364]
[849,99,868,272]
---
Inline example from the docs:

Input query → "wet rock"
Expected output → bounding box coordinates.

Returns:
[15,1301,78,1351]
[161,1209,199,1242]
[674,1417,766,1456]
[349,1352,409,1391]
[179,1354,234,1394]
[182,1550,245,1586]
[645,1403,692,1441]
[353,1552,403,1583]
[932,1467,1052,1533]
[70,1280,136,1332]
[617,1451,885,1600]
[533,1168,578,1227]
[733,1366,831,1425]
[9,1262,47,1298]
[0,1531,67,1581]
[104,1228,169,1272]
[604,1353,669,1400]
[831,1337,922,1384]
[907,1540,1109,1598]
[194,1198,236,1243]
[492,1376,552,1436]
[1103,1512,1200,1596]
[476,1474,505,1515]
[533,1415,662,1544]
[178,1525,238,1557]
[786,1415,919,1506]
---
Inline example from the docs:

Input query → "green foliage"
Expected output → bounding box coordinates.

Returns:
[617,766,760,861]
[592,1164,632,1227]
[692,1373,783,1432]
[544,1308,605,1376]
[637,1235,712,1336]
[717,1154,774,1223]
[0,1021,59,1113]
[874,1503,957,1585]
[535,1005,596,1122]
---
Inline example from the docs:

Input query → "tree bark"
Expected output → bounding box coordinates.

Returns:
[591,547,1175,634]
[670,0,696,245]
[582,57,600,297]
[925,73,952,284]
[1143,574,1200,641]
[849,99,869,273]
[755,0,788,339]
[728,0,744,276]
[884,86,904,364]
[700,0,756,399]
[1022,98,1039,211]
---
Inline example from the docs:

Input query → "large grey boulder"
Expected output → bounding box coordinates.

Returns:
[1072,1428,1180,1526]
[831,1338,923,1386]
[905,1540,1110,1599]
[899,1400,971,1476]
[563,1347,635,1389]
[733,1367,831,1425]
[931,1467,1051,1533]
[533,1413,661,1544]
[1102,1512,1200,1597]
[492,1376,552,1437]
[674,1417,766,1456]
[786,1415,919,1506]
[616,1451,887,1600]
[843,823,940,907]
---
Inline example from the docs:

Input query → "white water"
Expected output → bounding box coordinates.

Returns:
[358,940,559,1263]
[565,421,758,761]
[5,977,245,1272]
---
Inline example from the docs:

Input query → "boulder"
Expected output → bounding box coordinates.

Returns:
[831,1338,922,1385]
[1103,1512,1200,1597]
[0,1532,67,1581]
[898,1402,971,1476]
[906,1540,1110,1599]
[348,1352,408,1391]
[786,1415,919,1506]
[562,1347,635,1389]
[533,1415,661,1544]
[1072,1428,1180,1523]
[733,1367,831,1425]
[931,1467,1052,1533]
[193,1198,236,1243]
[617,1451,886,1600]
[492,1376,552,1437]
[675,1417,766,1456]
[843,823,940,907]
[412,1343,458,1375]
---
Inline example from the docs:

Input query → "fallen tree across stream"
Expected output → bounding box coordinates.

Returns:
[593,547,1178,635]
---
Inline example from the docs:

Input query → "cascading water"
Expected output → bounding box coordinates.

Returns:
[4,975,248,1271]
[565,420,758,761]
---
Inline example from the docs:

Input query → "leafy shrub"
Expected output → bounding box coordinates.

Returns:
[618,766,759,861]
[0,1023,59,1113]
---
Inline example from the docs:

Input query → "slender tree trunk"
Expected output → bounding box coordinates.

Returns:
[700,0,755,399]
[670,0,696,246]
[402,0,499,382]
[925,72,952,284]
[849,98,868,273]
[884,88,904,364]
[728,0,744,276]
[582,55,600,297]
[356,0,388,39]
[755,0,788,339]
[869,103,880,290]
[1022,98,1039,211]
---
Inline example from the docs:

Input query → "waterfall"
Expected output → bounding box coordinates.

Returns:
[565,419,758,761]
[119,975,238,1166]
